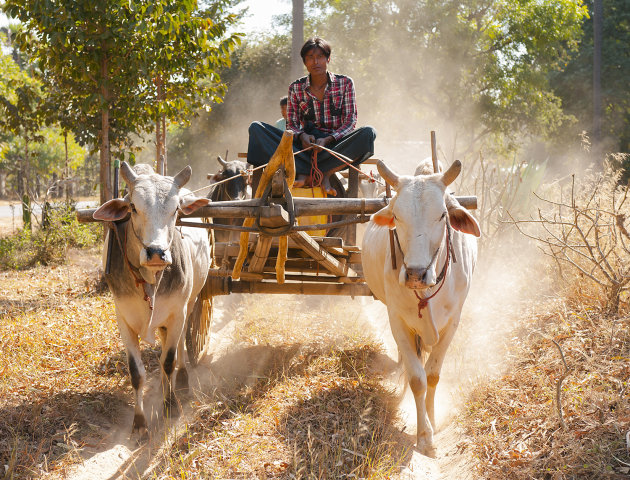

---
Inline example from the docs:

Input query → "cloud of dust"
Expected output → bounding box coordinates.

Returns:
[163,3,589,438]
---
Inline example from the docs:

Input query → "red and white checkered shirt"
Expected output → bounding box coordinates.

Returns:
[286,72,357,141]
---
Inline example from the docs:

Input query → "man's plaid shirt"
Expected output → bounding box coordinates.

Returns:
[286,72,357,141]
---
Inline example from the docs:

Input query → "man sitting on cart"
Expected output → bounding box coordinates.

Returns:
[247,37,376,196]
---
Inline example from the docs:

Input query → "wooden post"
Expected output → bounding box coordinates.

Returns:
[430,131,439,173]
[105,159,120,275]
[347,168,359,245]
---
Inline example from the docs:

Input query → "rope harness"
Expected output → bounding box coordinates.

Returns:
[109,221,155,310]
[184,141,386,198]
[391,221,455,319]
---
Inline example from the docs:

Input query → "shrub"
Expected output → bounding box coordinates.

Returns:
[0,204,100,270]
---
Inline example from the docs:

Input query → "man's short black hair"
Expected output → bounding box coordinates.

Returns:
[300,37,331,61]
[279,96,288,106]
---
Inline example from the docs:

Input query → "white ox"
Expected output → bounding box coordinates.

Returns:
[362,159,480,456]
[93,163,211,437]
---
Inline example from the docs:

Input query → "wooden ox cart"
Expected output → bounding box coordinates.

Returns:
[77,131,476,366]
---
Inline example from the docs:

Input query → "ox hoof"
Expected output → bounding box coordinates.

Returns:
[164,397,181,419]
[415,439,437,458]
[131,414,149,442]
[175,369,189,393]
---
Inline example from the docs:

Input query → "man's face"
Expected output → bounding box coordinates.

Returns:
[281,104,287,120]
[303,47,329,76]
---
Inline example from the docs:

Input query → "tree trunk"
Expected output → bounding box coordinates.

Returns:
[23,137,29,198]
[0,171,6,198]
[100,54,112,204]
[64,131,71,203]
[291,0,304,81]
[155,75,167,175]
[593,0,603,157]
[161,114,167,175]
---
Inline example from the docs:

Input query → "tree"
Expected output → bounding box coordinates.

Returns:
[0,52,45,197]
[550,0,630,157]
[138,0,242,174]
[4,0,153,203]
[303,0,588,161]
[4,0,244,202]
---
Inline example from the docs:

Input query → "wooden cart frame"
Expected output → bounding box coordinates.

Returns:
[77,132,476,364]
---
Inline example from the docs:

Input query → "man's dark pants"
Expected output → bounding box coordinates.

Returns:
[247,121,377,175]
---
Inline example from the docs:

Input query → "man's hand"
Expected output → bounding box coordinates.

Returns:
[299,132,315,150]
[314,136,334,148]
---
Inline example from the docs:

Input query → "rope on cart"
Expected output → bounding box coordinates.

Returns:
[183,142,386,198]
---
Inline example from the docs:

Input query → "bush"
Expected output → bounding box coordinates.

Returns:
[0,204,100,270]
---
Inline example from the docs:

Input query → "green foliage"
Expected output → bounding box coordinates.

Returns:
[165,33,290,173]
[0,204,100,270]
[550,0,630,154]
[304,0,588,158]
[3,0,243,198]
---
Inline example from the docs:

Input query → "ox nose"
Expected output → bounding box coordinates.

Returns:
[145,247,170,265]
[405,267,432,288]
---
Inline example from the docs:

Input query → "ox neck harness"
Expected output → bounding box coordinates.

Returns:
[109,221,158,311]
[391,220,456,319]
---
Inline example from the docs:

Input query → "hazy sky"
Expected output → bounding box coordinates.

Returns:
[240,0,291,34]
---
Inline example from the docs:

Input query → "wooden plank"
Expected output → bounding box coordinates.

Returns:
[231,280,373,296]
[289,231,357,278]
[247,235,273,273]
[258,205,290,228]
[77,196,476,223]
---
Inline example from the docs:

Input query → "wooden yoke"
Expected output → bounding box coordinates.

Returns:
[231,131,296,283]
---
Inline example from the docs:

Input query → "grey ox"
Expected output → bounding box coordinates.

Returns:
[362,159,481,457]
[93,162,211,437]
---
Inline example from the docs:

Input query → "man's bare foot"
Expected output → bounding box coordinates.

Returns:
[294,174,309,188]
[321,175,337,196]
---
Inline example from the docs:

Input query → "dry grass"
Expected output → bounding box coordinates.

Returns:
[460,280,630,479]
[147,295,411,479]
[0,254,413,479]
[4,240,628,479]
[0,248,161,479]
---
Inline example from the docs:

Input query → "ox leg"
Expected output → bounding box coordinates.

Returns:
[158,325,182,418]
[388,310,435,457]
[118,320,148,438]
[175,329,189,393]
[423,316,459,430]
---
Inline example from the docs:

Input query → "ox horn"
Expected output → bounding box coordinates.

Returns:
[173,166,192,188]
[376,160,400,188]
[441,160,462,187]
[217,155,228,167]
[120,161,138,188]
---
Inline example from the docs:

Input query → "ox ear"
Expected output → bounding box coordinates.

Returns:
[173,166,192,188]
[447,198,481,237]
[372,203,395,229]
[179,195,210,215]
[93,198,131,222]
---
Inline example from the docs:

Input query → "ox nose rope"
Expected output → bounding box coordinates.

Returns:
[391,222,454,319]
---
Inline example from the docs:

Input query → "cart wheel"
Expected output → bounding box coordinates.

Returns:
[186,294,213,367]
